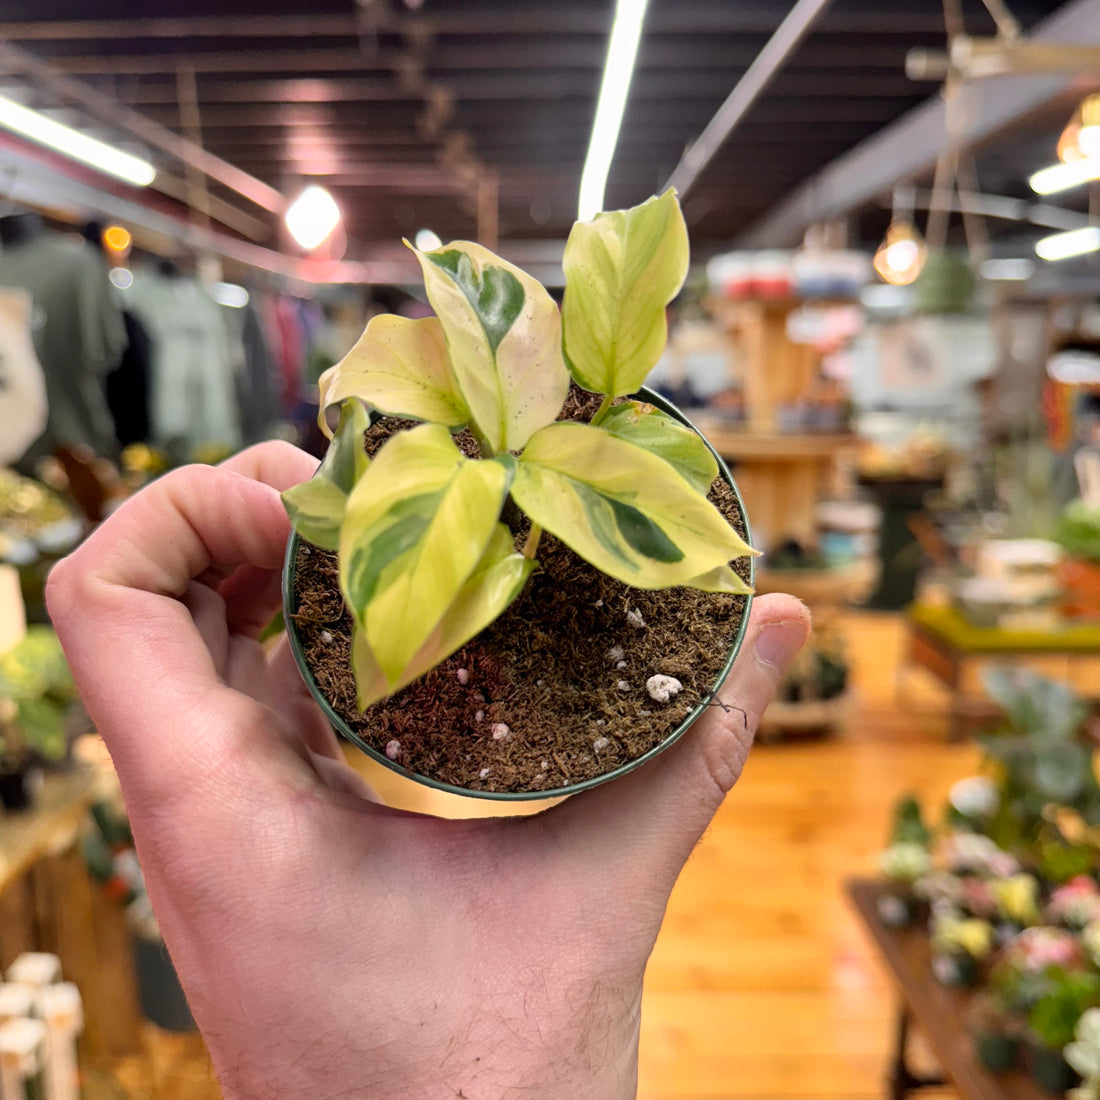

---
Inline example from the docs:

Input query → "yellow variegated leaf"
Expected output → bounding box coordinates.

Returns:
[317,315,468,434]
[350,524,535,709]
[339,423,511,684]
[511,422,755,589]
[682,564,754,596]
[412,240,569,454]
[598,400,718,494]
[562,189,689,396]
[282,400,371,550]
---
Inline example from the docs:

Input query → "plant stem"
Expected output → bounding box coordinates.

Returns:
[591,394,615,426]
[522,523,543,560]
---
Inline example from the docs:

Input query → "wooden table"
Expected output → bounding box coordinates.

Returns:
[903,604,1100,739]
[847,879,1046,1100]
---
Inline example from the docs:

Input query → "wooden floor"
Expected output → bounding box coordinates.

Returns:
[113,611,982,1099]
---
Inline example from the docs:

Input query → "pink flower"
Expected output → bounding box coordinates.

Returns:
[1047,876,1100,928]
[1006,926,1084,972]
[961,878,998,918]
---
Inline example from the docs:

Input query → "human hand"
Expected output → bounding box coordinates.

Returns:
[47,441,809,1100]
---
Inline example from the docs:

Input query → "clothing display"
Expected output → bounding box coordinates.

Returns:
[0,288,47,466]
[105,311,153,448]
[222,300,278,446]
[0,214,126,459]
[123,265,241,454]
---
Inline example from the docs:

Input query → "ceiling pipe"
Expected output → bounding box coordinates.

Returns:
[0,39,285,214]
[664,0,835,197]
[891,188,1087,231]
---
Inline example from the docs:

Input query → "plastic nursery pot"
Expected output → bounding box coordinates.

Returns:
[282,387,755,802]
[973,1031,1019,1074]
[1027,1044,1081,1095]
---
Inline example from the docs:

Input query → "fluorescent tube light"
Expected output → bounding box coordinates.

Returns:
[285,185,341,250]
[0,95,155,187]
[577,0,650,221]
[1029,158,1100,195]
[979,257,1035,281]
[1035,226,1100,262]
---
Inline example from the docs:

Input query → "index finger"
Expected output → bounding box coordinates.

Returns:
[46,442,318,804]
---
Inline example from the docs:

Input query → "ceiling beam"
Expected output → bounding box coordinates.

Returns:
[0,39,285,213]
[0,8,950,40]
[735,0,1100,247]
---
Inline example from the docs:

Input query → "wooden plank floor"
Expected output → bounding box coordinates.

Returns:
[113,611,980,1099]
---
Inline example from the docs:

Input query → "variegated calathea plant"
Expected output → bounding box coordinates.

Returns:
[283,189,757,709]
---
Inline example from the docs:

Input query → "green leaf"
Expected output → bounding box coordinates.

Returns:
[598,400,718,494]
[317,315,469,430]
[350,524,535,709]
[511,422,756,589]
[412,240,570,453]
[282,400,371,551]
[340,423,512,684]
[561,189,689,397]
[15,697,67,760]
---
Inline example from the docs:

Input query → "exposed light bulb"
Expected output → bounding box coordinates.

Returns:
[210,282,250,309]
[414,228,442,251]
[873,221,927,286]
[285,185,341,251]
[1030,158,1100,195]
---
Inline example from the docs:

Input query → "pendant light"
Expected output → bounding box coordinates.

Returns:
[1057,93,1100,164]
[873,185,927,286]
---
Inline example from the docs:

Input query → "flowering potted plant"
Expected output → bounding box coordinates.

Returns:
[1027,969,1100,1094]
[877,795,932,926]
[282,191,757,798]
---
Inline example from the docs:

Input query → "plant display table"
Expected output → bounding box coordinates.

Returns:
[848,878,1046,1100]
[903,604,1100,739]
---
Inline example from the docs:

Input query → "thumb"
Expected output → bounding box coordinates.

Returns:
[549,594,810,900]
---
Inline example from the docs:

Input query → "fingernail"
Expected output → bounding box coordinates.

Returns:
[754,620,808,673]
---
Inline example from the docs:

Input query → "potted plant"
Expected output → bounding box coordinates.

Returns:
[1026,969,1100,1094]
[1065,1006,1100,1100]
[0,626,75,810]
[968,991,1024,1073]
[877,795,933,926]
[281,191,757,798]
[1056,500,1100,619]
[929,908,993,987]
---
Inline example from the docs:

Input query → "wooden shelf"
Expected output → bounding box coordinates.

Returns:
[0,766,102,895]
[755,559,877,605]
[701,427,857,461]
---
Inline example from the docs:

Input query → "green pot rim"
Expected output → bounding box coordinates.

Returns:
[281,385,755,802]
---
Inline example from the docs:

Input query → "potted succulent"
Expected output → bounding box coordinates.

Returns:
[877,795,933,926]
[282,191,757,798]
[0,626,74,810]
[1026,969,1100,1094]
[929,908,993,987]
[968,991,1024,1073]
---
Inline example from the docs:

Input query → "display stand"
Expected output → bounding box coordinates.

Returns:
[702,297,858,551]
[848,878,1045,1100]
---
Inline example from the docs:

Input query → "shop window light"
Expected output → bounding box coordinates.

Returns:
[285,185,341,251]
[577,0,650,221]
[211,282,249,309]
[0,95,154,187]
